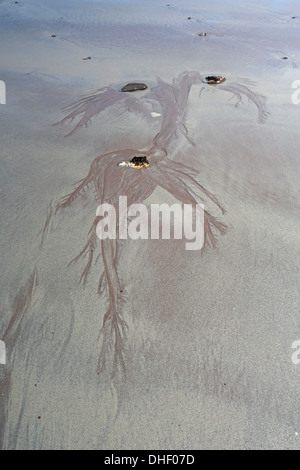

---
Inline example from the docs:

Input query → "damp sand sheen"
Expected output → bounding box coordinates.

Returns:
[1,0,300,451]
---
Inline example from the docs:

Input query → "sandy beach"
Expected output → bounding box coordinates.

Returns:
[1,0,300,450]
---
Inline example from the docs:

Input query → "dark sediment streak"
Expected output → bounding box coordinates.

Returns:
[0,269,38,450]
[47,72,268,376]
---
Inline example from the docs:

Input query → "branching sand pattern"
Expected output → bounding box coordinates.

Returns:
[0,269,38,450]
[45,71,268,377]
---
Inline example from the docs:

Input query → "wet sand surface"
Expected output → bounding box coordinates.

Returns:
[1,0,300,449]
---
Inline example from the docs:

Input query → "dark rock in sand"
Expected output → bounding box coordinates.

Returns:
[121,83,148,92]
[129,156,149,168]
[205,76,226,84]
[130,156,149,165]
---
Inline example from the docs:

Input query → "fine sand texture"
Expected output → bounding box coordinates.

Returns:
[1,0,300,449]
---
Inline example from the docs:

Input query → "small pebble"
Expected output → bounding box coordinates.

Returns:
[121,83,148,92]
[204,75,226,85]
